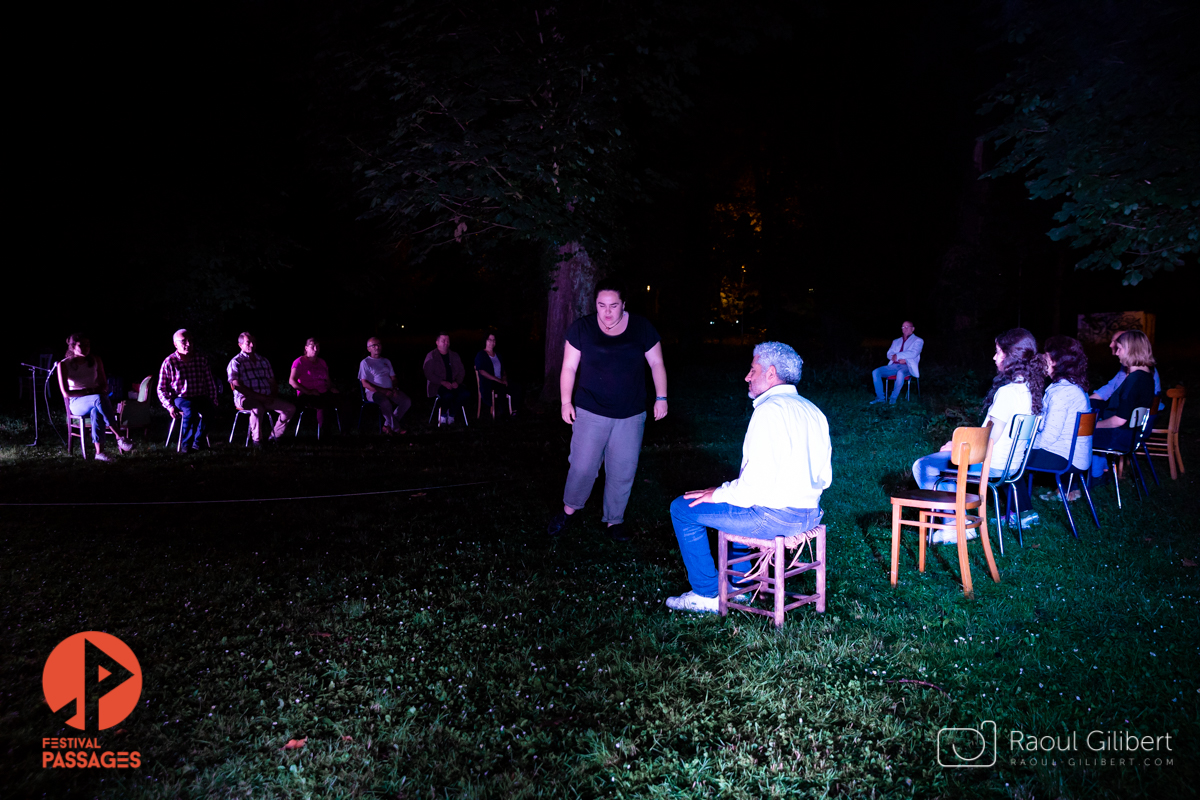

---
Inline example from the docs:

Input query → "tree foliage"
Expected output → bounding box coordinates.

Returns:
[980,0,1200,285]
[338,0,776,264]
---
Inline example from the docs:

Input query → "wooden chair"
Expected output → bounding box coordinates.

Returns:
[1143,385,1185,480]
[890,425,999,599]
[883,374,920,400]
[717,524,826,628]
[64,398,89,459]
[475,369,513,420]
[1024,411,1100,540]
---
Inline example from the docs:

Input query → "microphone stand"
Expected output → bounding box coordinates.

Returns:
[20,362,55,447]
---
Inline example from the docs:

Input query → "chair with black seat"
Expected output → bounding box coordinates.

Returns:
[356,386,383,435]
[890,424,999,599]
[1093,407,1153,510]
[294,400,341,440]
[1144,385,1185,480]
[936,414,1039,554]
[1023,411,1100,540]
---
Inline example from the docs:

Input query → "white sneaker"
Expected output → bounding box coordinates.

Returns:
[930,522,979,545]
[447,414,456,424]
[93,452,111,462]
[438,412,447,424]
[665,591,719,614]
[117,437,135,453]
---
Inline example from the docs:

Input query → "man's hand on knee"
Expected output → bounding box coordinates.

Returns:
[684,488,719,507]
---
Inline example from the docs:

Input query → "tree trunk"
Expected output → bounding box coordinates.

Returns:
[540,242,597,402]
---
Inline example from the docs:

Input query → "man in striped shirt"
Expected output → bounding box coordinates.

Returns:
[157,329,219,451]
[227,332,295,445]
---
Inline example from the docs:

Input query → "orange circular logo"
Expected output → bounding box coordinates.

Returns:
[43,632,142,731]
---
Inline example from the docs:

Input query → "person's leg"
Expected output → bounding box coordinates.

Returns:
[669,497,771,597]
[240,397,265,443]
[562,408,613,514]
[1018,449,1069,507]
[912,451,954,490]
[391,391,412,426]
[872,364,901,401]
[599,412,647,525]
[174,397,199,449]
[888,366,910,402]
[265,396,296,439]
[373,395,394,430]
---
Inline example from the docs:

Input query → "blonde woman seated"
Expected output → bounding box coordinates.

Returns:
[57,333,135,461]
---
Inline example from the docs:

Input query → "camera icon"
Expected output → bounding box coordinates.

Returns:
[937,721,997,768]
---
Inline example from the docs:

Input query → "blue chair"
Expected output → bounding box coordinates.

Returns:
[357,386,382,434]
[1092,407,1153,510]
[1024,411,1100,540]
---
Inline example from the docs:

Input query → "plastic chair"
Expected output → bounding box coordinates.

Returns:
[117,376,154,440]
[1143,385,1185,480]
[428,395,470,427]
[1093,407,1152,510]
[165,412,212,452]
[229,408,279,446]
[717,525,826,627]
[937,414,1039,554]
[890,424,999,599]
[883,374,920,400]
[1023,411,1100,540]
[475,369,513,420]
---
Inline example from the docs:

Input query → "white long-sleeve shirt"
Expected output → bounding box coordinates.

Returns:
[710,384,833,509]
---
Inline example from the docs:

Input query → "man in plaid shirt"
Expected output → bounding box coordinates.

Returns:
[158,329,219,451]
[227,332,295,445]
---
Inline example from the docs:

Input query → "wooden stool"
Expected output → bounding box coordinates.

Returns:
[717,524,826,627]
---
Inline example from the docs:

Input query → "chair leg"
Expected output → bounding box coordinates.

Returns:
[1078,474,1100,529]
[1109,457,1122,510]
[889,503,902,586]
[1129,454,1147,500]
[1141,444,1161,486]
[166,417,177,448]
[954,512,974,599]
[717,531,729,617]
[773,536,785,628]
[978,511,1000,585]
[918,511,927,573]
[814,525,826,613]
[989,484,1005,557]
[1057,476,1079,539]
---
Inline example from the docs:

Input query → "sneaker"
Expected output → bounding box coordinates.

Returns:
[93,452,111,462]
[447,414,456,424]
[608,522,631,542]
[117,437,135,453]
[1039,489,1081,502]
[438,412,447,425]
[547,511,573,537]
[868,398,887,405]
[665,591,719,614]
[1010,510,1040,527]
[930,522,979,545]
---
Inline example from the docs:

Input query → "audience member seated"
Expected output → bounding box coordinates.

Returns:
[57,333,135,461]
[666,342,831,614]
[474,333,521,418]
[1015,335,1092,509]
[870,320,923,405]
[423,332,471,424]
[358,337,411,434]
[289,337,341,431]
[1090,329,1161,411]
[227,331,295,447]
[158,329,219,452]
[911,328,1044,541]
[1090,330,1157,485]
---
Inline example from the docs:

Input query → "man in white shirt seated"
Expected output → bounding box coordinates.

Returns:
[870,320,923,404]
[1090,329,1161,411]
[358,337,412,434]
[666,342,833,614]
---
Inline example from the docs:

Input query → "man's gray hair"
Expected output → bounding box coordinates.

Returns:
[753,341,804,383]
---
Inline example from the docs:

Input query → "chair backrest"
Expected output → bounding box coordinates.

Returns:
[949,425,992,467]
[994,414,1039,482]
[1129,406,1153,448]
[1065,410,1097,466]
[136,376,152,403]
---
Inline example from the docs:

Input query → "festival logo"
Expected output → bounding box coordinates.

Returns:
[43,631,142,731]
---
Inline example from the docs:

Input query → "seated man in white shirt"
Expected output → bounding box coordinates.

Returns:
[358,337,412,434]
[870,320,923,404]
[666,342,833,614]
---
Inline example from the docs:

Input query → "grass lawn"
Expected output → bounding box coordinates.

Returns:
[1,361,1197,799]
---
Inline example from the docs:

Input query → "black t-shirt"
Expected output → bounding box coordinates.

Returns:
[566,313,661,419]
[1103,369,1155,423]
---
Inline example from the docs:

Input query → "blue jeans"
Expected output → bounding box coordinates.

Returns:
[872,364,910,401]
[670,496,823,597]
[69,394,117,441]
[911,451,1005,490]
[173,397,213,449]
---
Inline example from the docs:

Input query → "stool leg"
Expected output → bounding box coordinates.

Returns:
[717,531,729,617]
[815,526,826,613]
[774,536,785,628]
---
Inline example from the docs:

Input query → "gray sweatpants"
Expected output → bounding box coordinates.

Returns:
[563,407,647,524]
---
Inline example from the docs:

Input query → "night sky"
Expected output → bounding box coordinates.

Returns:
[11,0,1197,391]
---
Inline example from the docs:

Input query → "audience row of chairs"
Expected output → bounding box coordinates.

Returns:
[888,385,1186,598]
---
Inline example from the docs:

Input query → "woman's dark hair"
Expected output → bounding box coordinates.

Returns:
[1042,335,1089,392]
[983,328,1045,415]
[305,337,320,348]
[65,333,95,367]
[594,278,626,301]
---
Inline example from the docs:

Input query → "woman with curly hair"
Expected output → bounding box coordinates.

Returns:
[1017,335,1092,507]
[911,328,1044,541]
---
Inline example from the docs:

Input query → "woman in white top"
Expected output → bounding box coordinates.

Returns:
[1019,335,1092,505]
[56,333,135,461]
[913,328,1044,487]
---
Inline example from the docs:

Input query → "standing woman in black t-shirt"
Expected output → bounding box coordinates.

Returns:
[1090,330,1157,484]
[547,279,668,541]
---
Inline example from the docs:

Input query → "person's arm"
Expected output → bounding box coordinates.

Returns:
[886,339,900,363]
[288,364,307,394]
[1090,371,1122,400]
[645,342,668,421]
[157,359,178,414]
[1095,414,1127,429]
[228,359,258,402]
[560,341,582,424]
